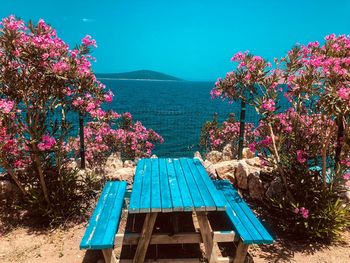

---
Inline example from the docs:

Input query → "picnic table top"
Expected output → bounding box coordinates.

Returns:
[129,157,226,213]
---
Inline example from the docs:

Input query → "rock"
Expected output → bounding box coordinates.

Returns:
[242,147,254,159]
[206,151,223,163]
[106,167,135,184]
[0,180,21,204]
[222,144,234,161]
[105,153,123,173]
[245,157,262,167]
[123,160,134,168]
[194,151,203,161]
[203,160,217,179]
[235,160,250,189]
[151,154,158,158]
[213,160,239,184]
[344,191,350,203]
[248,172,265,200]
[265,177,283,199]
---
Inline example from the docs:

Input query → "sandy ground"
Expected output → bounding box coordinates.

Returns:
[0,218,349,263]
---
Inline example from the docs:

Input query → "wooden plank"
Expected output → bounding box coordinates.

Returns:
[90,182,121,249]
[195,211,216,263]
[115,231,235,245]
[129,159,145,213]
[133,212,158,263]
[173,158,194,211]
[102,249,118,263]
[193,158,226,211]
[179,158,206,211]
[225,181,273,244]
[80,182,113,249]
[186,158,216,211]
[139,159,152,213]
[213,180,255,244]
[159,158,173,212]
[101,181,127,248]
[166,158,184,211]
[151,158,162,212]
[233,241,249,263]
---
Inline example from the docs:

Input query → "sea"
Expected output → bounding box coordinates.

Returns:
[99,79,260,157]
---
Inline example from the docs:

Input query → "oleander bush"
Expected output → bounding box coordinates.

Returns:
[211,34,350,240]
[0,16,162,223]
[200,113,254,155]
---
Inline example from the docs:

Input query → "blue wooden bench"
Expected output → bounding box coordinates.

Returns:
[80,181,127,263]
[214,180,274,263]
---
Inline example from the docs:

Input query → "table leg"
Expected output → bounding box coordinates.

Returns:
[195,211,217,263]
[102,249,118,263]
[233,240,249,263]
[133,212,158,263]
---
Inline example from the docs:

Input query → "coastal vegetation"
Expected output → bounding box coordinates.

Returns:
[0,16,162,222]
[209,34,350,240]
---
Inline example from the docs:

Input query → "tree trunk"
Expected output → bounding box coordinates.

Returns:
[238,100,246,159]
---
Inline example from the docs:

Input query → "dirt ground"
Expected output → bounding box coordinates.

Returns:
[1,214,349,263]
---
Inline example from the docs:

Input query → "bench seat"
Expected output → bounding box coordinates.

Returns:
[213,180,274,245]
[80,181,127,250]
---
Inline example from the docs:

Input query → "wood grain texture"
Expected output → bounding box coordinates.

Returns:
[133,212,158,263]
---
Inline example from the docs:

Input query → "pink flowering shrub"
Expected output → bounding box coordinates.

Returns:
[68,113,163,167]
[212,35,350,240]
[0,16,162,222]
[200,113,254,155]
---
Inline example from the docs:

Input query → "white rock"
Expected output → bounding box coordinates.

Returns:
[123,160,134,168]
[105,153,123,172]
[151,154,158,158]
[106,167,135,184]
[202,160,217,179]
[246,157,262,167]
[222,144,234,161]
[248,172,265,200]
[242,147,254,159]
[206,151,223,163]
[194,151,203,161]
[213,160,239,184]
[344,191,350,203]
[235,160,249,189]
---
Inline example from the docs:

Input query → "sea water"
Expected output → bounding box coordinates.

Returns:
[100,79,260,157]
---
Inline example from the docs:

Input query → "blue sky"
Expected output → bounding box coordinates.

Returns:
[1,0,349,81]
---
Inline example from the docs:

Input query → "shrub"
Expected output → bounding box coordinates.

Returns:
[0,16,162,222]
[211,35,350,240]
[200,113,254,156]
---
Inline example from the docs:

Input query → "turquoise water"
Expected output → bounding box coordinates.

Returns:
[100,79,259,157]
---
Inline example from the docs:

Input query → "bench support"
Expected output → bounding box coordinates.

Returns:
[133,212,158,263]
[233,241,249,263]
[195,211,217,263]
[102,249,118,263]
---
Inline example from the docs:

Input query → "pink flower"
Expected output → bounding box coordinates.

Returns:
[300,207,309,219]
[296,150,307,164]
[0,99,14,114]
[81,35,97,48]
[343,173,350,180]
[38,135,56,151]
[294,208,299,214]
[104,90,114,103]
[261,99,275,112]
[337,87,350,100]
[248,142,256,152]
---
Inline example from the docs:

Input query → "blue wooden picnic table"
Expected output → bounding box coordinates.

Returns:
[80,157,273,263]
[129,157,227,263]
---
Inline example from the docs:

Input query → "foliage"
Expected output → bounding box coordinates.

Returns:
[211,34,350,240]
[200,113,254,155]
[0,16,162,222]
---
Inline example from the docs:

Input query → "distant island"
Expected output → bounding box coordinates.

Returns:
[96,70,182,81]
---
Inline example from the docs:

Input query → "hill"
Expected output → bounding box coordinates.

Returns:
[96,70,182,81]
